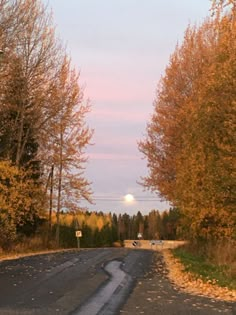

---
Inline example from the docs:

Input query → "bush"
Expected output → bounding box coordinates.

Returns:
[0,214,16,250]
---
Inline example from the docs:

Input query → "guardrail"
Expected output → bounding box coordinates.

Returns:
[124,240,187,250]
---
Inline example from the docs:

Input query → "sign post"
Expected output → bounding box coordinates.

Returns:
[75,230,82,249]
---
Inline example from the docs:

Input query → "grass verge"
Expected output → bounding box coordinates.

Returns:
[172,247,236,290]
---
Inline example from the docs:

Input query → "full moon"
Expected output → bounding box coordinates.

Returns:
[124,194,135,203]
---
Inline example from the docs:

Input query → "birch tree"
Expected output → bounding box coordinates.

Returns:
[0,0,93,247]
[47,57,93,247]
[0,0,62,168]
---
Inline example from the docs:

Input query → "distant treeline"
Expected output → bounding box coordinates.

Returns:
[48,208,181,248]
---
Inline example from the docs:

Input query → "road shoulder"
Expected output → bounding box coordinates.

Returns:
[163,249,236,302]
[120,251,235,315]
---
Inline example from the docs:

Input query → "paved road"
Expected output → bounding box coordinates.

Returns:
[0,249,235,315]
[0,248,153,315]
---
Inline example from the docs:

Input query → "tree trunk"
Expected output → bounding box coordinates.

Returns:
[15,106,25,166]
[56,130,63,248]
[47,164,54,247]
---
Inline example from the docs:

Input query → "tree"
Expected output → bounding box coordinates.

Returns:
[80,223,93,247]
[175,8,235,240]
[42,57,93,247]
[0,161,44,249]
[0,1,93,249]
[135,211,144,238]
[111,213,118,242]
[118,214,126,241]
[211,0,236,13]
[139,7,235,241]
[147,210,161,239]
[0,0,62,168]
[161,208,180,240]
[139,18,218,203]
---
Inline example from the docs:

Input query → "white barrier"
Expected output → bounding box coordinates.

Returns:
[124,240,187,250]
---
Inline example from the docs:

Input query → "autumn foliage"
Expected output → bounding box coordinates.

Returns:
[139,3,235,242]
[0,0,92,249]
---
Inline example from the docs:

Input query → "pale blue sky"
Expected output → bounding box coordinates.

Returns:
[45,0,211,214]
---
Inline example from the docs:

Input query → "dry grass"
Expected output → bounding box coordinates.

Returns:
[0,235,53,261]
[14,236,46,252]
[207,240,236,278]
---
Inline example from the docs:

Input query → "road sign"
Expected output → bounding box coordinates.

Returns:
[76,230,82,238]
[132,241,141,247]
[137,233,142,239]
[150,240,163,245]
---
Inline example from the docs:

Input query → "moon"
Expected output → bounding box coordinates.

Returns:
[124,194,135,203]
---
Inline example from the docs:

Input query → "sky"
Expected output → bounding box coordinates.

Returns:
[45,0,211,215]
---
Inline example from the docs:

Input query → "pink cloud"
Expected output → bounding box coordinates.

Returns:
[88,153,140,160]
[81,71,156,104]
[89,108,150,123]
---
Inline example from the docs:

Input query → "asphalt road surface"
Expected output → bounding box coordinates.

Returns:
[0,248,235,315]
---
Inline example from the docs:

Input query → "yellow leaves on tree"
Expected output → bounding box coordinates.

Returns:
[0,1,93,248]
[139,6,235,241]
[0,160,44,248]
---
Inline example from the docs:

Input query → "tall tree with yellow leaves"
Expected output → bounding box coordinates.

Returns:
[139,5,235,242]
[0,0,62,168]
[0,1,93,247]
[45,57,93,247]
